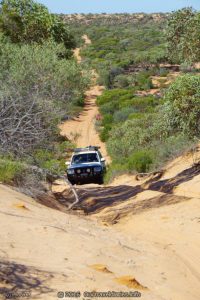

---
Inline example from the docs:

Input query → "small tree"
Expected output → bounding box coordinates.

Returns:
[51,15,76,50]
[166,7,200,63]
[0,0,76,49]
[164,75,200,136]
[0,0,53,43]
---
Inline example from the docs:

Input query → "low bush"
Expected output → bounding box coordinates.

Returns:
[113,74,130,88]
[33,141,75,174]
[0,158,26,183]
[113,107,137,123]
[134,71,154,90]
[154,67,170,77]
[163,75,200,137]
[127,150,153,173]
[149,134,195,170]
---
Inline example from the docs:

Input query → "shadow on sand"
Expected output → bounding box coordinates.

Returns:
[146,163,200,193]
[72,164,200,214]
[0,260,54,299]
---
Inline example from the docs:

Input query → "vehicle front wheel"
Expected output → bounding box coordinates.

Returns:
[97,176,104,185]
[68,179,76,185]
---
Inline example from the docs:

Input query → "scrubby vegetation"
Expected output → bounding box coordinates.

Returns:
[0,157,26,183]
[96,89,160,142]
[99,74,199,182]
[0,0,90,192]
[66,10,200,181]
[65,12,168,89]
[167,7,200,64]
[0,0,75,51]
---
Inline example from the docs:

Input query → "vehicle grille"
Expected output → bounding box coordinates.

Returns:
[75,167,93,174]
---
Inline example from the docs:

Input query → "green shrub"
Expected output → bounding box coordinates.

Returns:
[102,114,114,126]
[33,140,74,174]
[135,71,154,90]
[127,150,153,173]
[113,107,136,123]
[163,75,200,137]
[97,90,158,120]
[100,125,112,142]
[0,158,25,183]
[180,62,196,73]
[0,0,75,50]
[128,112,146,120]
[107,117,154,159]
[113,74,129,88]
[149,134,196,170]
[154,68,170,77]
[166,8,200,63]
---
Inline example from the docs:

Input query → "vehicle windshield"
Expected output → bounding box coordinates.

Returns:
[72,153,99,164]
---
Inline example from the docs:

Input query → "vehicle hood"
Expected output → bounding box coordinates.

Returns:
[68,162,101,169]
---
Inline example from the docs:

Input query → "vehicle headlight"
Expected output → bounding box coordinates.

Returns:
[94,166,102,172]
[87,168,91,173]
[67,169,75,175]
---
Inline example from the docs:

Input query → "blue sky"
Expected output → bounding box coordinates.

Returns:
[39,0,200,14]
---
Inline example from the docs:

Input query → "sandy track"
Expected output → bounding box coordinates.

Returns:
[60,35,110,163]
[0,184,166,300]
[60,85,110,163]
[73,34,91,63]
[1,147,200,300]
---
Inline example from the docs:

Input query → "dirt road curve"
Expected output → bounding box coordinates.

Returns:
[60,35,111,163]
[73,34,91,63]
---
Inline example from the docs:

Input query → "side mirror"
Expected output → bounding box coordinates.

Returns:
[65,161,70,166]
[101,158,106,162]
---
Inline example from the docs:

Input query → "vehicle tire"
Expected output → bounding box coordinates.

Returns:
[69,179,76,185]
[97,176,104,185]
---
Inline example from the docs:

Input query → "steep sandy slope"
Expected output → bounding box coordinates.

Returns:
[114,195,200,300]
[1,145,200,300]
[66,147,200,300]
[0,184,172,300]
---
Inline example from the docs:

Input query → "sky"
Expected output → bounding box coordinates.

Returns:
[38,0,200,14]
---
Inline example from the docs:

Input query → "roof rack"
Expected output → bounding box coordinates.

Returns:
[74,146,100,153]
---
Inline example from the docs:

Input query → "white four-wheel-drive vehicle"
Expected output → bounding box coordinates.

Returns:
[65,146,106,185]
